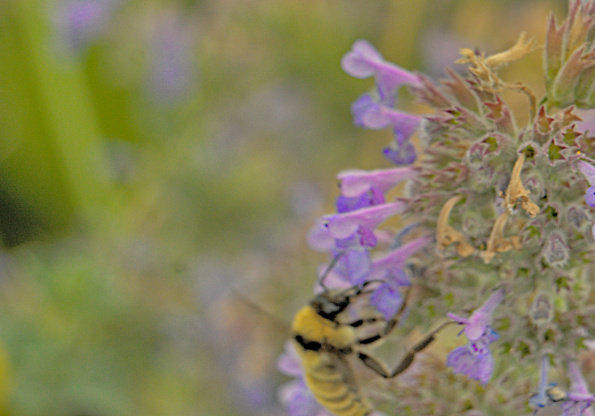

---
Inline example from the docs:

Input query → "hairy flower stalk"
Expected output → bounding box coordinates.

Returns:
[279,2,595,415]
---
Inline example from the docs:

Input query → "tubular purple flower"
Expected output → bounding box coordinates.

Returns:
[448,288,505,341]
[367,236,432,280]
[579,161,595,207]
[338,167,418,197]
[530,355,551,409]
[325,201,406,240]
[341,40,422,91]
[334,247,373,285]
[446,329,499,385]
[383,137,417,165]
[351,94,422,136]
[336,187,385,213]
[277,341,303,377]
[562,361,595,416]
[370,280,405,320]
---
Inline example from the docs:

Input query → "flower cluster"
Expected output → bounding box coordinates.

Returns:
[279,1,595,415]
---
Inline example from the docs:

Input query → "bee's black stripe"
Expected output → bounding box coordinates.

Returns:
[294,335,322,351]
[357,334,381,345]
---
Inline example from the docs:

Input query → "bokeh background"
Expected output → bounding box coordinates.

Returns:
[0,0,569,415]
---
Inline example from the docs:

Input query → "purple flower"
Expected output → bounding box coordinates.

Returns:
[337,167,418,198]
[446,329,499,385]
[324,202,406,241]
[146,12,197,104]
[55,0,120,52]
[578,160,595,187]
[446,289,504,384]
[351,94,421,136]
[530,355,551,409]
[277,342,336,416]
[579,160,595,208]
[448,288,505,341]
[336,187,385,213]
[332,247,372,286]
[341,40,422,97]
[383,139,417,165]
[577,160,595,239]
[561,362,595,416]
[367,236,431,319]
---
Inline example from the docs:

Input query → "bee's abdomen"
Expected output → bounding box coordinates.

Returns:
[304,366,372,416]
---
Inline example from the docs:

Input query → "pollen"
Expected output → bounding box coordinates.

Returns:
[503,153,540,218]
[436,195,474,257]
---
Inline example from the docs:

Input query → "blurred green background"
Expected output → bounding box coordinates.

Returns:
[0,0,565,415]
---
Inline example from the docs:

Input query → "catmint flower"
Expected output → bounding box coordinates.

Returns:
[277,343,333,416]
[577,160,595,239]
[578,160,595,207]
[368,236,431,319]
[446,329,499,385]
[383,133,417,165]
[351,94,421,136]
[341,40,422,98]
[322,202,406,241]
[338,167,418,198]
[529,355,551,409]
[560,361,595,416]
[336,188,385,213]
[448,288,505,341]
[446,289,504,384]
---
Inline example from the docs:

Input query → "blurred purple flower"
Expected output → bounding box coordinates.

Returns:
[55,0,120,52]
[147,12,197,104]
[446,329,499,385]
[342,40,422,98]
[277,342,334,416]
[383,138,417,165]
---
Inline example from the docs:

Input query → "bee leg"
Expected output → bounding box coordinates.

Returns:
[358,321,455,378]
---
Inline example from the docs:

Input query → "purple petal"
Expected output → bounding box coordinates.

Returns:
[334,248,372,285]
[370,283,403,320]
[579,160,595,186]
[568,361,593,396]
[446,344,494,385]
[277,342,303,377]
[383,141,417,165]
[307,219,336,252]
[338,168,418,197]
[325,202,406,240]
[465,288,505,341]
[341,40,384,78]
[368,236,432,280]
[351,94,391,129]
[586,186,595,208]
[336,187,385,212]
[278,379,326,416]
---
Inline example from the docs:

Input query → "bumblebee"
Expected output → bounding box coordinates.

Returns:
[291,257,452,416]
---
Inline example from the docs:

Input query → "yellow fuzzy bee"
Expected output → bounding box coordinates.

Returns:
[290,256,452,416]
